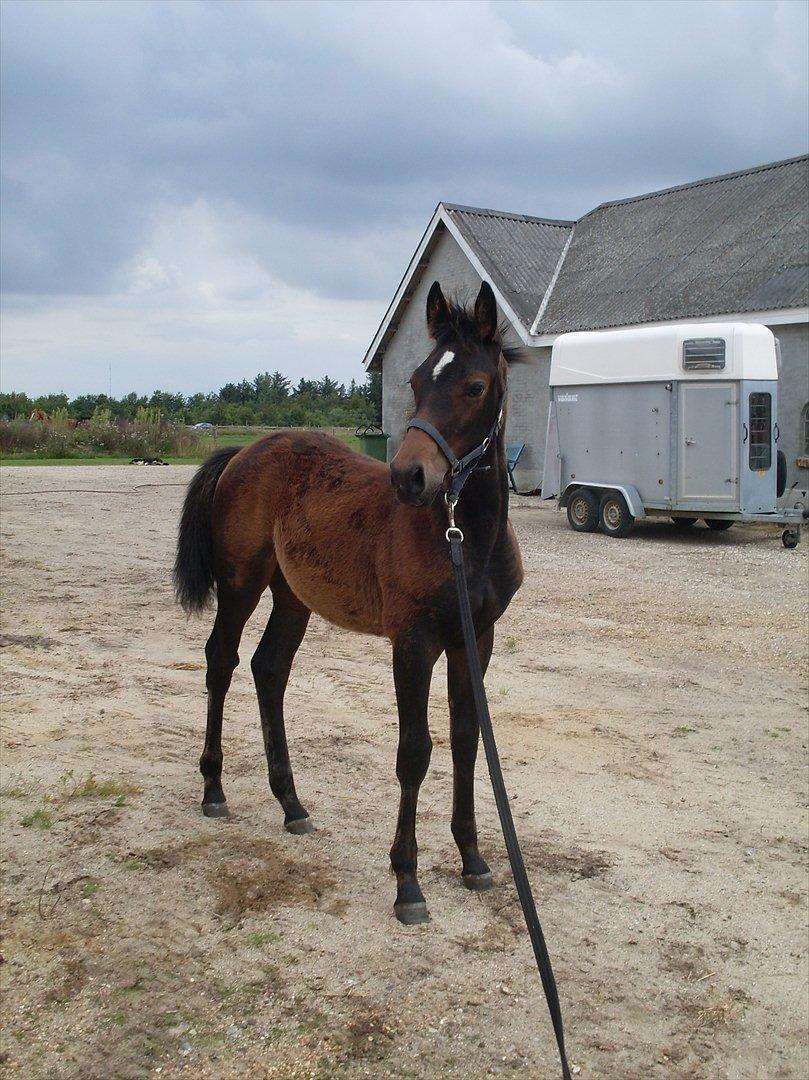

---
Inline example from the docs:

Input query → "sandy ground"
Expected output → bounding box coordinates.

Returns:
[1,464,807,1080]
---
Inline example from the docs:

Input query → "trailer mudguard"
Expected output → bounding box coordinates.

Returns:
[559,482,646,520]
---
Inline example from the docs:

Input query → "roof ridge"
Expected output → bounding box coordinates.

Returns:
[584,153,809,217]
[442,202,574,228]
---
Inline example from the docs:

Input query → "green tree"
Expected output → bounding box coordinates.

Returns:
[254,371,291,403]
[0,391,33,418]
[365,371,382,423]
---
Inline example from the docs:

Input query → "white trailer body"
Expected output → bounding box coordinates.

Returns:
[541,323,806,545]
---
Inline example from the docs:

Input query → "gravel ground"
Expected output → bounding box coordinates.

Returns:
[0,465,807,1079]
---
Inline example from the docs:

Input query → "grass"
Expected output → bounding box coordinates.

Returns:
[58,770,141,802]
[245,929,280,947]
[0,782,31,799]
[1,426,364,466]
[21,808,53,829]
[12,771,137,832]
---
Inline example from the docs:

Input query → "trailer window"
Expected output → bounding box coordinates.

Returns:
[683,338,726,370]
[749,393,772,471]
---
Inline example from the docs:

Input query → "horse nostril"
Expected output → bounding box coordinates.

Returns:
[409,465,425,494]
[389,460,427,502]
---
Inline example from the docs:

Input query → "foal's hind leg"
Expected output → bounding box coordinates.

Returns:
[200,587,263,816]
[390,625,442,924]
[446,624,494,889]
[251,568,313,833]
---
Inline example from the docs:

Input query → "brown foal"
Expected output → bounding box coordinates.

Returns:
[174,280,524,924]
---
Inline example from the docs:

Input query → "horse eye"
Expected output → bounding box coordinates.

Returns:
[467,382,485,398]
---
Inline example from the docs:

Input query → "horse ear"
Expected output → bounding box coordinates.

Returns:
[426,281,450,338]
[474,281,498,343]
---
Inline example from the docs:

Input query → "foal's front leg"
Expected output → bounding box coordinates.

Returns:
[447,624,494,889]
[390,627,442,925]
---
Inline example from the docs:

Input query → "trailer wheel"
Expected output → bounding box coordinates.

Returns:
[566,488,599,532]
[599,492,634,538]
[671,517,698,530]
[705,519,733,531]
[782,528,799,549]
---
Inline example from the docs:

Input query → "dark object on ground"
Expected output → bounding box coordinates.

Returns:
[129,458,169,466]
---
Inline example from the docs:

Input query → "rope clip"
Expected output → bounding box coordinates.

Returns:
[444,492,464,543]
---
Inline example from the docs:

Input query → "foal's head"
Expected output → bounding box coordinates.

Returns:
[390,280,514,506]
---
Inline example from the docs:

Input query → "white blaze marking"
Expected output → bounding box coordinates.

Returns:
[432,350,456,380]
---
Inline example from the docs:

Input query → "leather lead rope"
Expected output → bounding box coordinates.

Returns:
[447,514,572,1080]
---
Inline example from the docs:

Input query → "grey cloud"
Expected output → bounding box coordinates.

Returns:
[0,0,806,392]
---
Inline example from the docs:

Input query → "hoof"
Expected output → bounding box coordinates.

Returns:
[462,871,493,891]
[394,901,430,926]
[284,816,314,835]
[202,801,229,818]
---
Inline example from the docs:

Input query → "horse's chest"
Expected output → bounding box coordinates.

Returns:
[468,536,524,631]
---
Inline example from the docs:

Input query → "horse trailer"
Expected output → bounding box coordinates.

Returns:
[541,323,807,547]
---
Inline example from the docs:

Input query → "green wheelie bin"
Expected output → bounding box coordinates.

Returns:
[355,423,390,462]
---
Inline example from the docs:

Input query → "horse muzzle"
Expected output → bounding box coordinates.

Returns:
[390,425,451,506]
[390,460,432,505]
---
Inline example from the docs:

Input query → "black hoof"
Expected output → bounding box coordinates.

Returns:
[394,901,430,925]
[202,801,229,818]
[284,816,314,835]
[462,871,493,891]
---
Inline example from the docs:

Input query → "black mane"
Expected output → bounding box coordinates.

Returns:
[434,297,528,365]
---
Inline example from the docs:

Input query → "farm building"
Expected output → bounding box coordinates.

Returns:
[364,154,809,496]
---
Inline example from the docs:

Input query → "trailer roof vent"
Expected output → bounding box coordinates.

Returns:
[683,337,726,371]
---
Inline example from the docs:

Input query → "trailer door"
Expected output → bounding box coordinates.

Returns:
[677,382,739,509]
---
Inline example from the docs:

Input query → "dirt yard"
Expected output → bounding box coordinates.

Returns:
[1,464,807,1079]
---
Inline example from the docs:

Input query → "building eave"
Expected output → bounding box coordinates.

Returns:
[363,205,445,372]
[528,306,809,347]
[363,203,545,370]
[439,209,533,348]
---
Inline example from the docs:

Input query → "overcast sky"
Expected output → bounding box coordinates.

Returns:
[1,0,807,398]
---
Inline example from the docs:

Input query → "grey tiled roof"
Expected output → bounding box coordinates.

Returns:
[366,155,808,370]
[444,205,573,328]
[536,155,808,334]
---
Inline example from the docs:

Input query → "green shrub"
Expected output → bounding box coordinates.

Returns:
[0,414,208,459]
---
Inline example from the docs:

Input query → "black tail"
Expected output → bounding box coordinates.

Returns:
[174,446,241,614]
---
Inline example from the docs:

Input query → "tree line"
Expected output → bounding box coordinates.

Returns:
[0,370,383,428]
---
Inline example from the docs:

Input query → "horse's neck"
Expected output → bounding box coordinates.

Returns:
[451,432,509,558]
